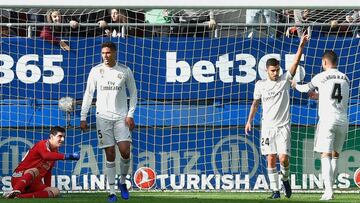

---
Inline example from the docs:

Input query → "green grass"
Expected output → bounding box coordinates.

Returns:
[1,192,360,203]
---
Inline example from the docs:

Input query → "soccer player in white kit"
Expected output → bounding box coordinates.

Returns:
[245,35,309,199]
[80,42,137,202]
[293,50,349,201]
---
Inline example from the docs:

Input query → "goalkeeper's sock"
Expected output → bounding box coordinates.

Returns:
[105,161,116,195]
[18,190,51,198]
[280,164,290,181]
[13,172,34,192]
[119,157,130,184]
[331,157,339,185]
[321,157,333,193]
[268,167,279,191]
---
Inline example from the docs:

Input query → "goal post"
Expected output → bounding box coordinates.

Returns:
[0,2,359,193]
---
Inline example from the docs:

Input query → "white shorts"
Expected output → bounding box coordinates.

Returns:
[96,116,132,149]
[314,122,348,153]
[260,124,291,155]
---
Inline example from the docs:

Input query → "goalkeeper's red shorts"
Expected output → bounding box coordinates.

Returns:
[11,171,48,193]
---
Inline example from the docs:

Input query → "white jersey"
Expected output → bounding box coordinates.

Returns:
[309,69,349,125]
[254,71,292,128]
[80,63,137,121]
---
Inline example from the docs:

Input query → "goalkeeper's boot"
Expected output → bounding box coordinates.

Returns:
[282,179,292,198]
[107,194,118,203]
[3,190,20,199]
[268,191,280,199]
[118,182,129,200]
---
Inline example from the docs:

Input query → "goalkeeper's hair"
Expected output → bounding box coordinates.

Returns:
[50,126,66,137]
[322,50,338,65]
[266,58,280,68]
[101,41,117,51]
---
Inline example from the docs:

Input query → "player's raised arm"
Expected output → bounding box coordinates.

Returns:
[245,99,260,135]
[289,35,309,77]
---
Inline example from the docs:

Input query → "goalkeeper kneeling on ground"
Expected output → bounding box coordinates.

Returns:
[3,126,80,199]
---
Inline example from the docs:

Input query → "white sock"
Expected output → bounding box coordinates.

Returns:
[280,164,290,181]
[106,161,116,195]
[321,157,333,194]
[331,157,338,185]
[120,157,130,184]
[268,168,279,191]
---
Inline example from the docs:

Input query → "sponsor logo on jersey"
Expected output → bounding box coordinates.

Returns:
[134,167,156,189]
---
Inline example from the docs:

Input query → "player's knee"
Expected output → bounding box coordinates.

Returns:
[120,151,130,159]
[47,187,60,198]
[267,154,277,167]
[25,168,39,179]
[332,151,339,158]
[279,155,289,165]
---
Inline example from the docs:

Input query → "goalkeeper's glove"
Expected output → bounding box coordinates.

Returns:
[65,152,80,160]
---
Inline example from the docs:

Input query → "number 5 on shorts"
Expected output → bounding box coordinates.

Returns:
[98,130,103,139]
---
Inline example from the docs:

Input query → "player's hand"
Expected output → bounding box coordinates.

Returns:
[65,152,80,160]
[125,117,135,131]
[299,34,309,47]
[69,20,79,29]
[208,19,216,29]
[346,15,353,22]
[291,80,297,89]
[308,90,319,100]
[98,20,107,28]
[245,122,252,135]
[60,40,70,51]
[104,29,111,36]
[80,120,88,132]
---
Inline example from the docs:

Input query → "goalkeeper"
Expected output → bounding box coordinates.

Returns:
[3,126,80,199]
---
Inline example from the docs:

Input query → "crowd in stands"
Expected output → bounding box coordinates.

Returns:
[1,8,359,39]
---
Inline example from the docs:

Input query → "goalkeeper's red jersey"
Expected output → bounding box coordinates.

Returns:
[14,140,65,178]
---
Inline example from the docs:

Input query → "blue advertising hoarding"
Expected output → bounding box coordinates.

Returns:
[0,37,359,190]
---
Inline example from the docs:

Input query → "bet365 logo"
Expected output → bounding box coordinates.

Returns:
[134,167,156,189]
[354,168,360,188]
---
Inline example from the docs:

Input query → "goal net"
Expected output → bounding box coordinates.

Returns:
[0,6,359,193]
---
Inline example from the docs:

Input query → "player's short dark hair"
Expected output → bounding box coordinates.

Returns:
[322,50,338,65]
[266,58,280,68]
[50,126,65,137]
[101,42,117,51]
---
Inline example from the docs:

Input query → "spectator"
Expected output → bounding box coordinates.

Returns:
[246,9,276,38]
[40,9,79,51]
[144,9,172,37]
[0,9,26,36]
[25,8,46,37]
[293,9,310,38]
[98,9,127,38]
[173,9,216,37]
[0,26,16,37]
[346,9,360,37]
[75,9,107,37]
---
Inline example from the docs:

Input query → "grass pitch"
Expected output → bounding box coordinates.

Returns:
[0,191,360,203]
[1,192,360,203]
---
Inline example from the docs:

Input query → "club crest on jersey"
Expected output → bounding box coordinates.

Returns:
[354,168,360,188]
[100,69,105,77]
[117,73,124,80]
[134,167,156,189]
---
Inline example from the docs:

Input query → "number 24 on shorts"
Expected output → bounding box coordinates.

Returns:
[261,137,270,146]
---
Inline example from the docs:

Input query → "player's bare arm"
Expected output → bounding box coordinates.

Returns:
[289,35,309,76]
[245,99,260,135]
[80,120,88,132]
